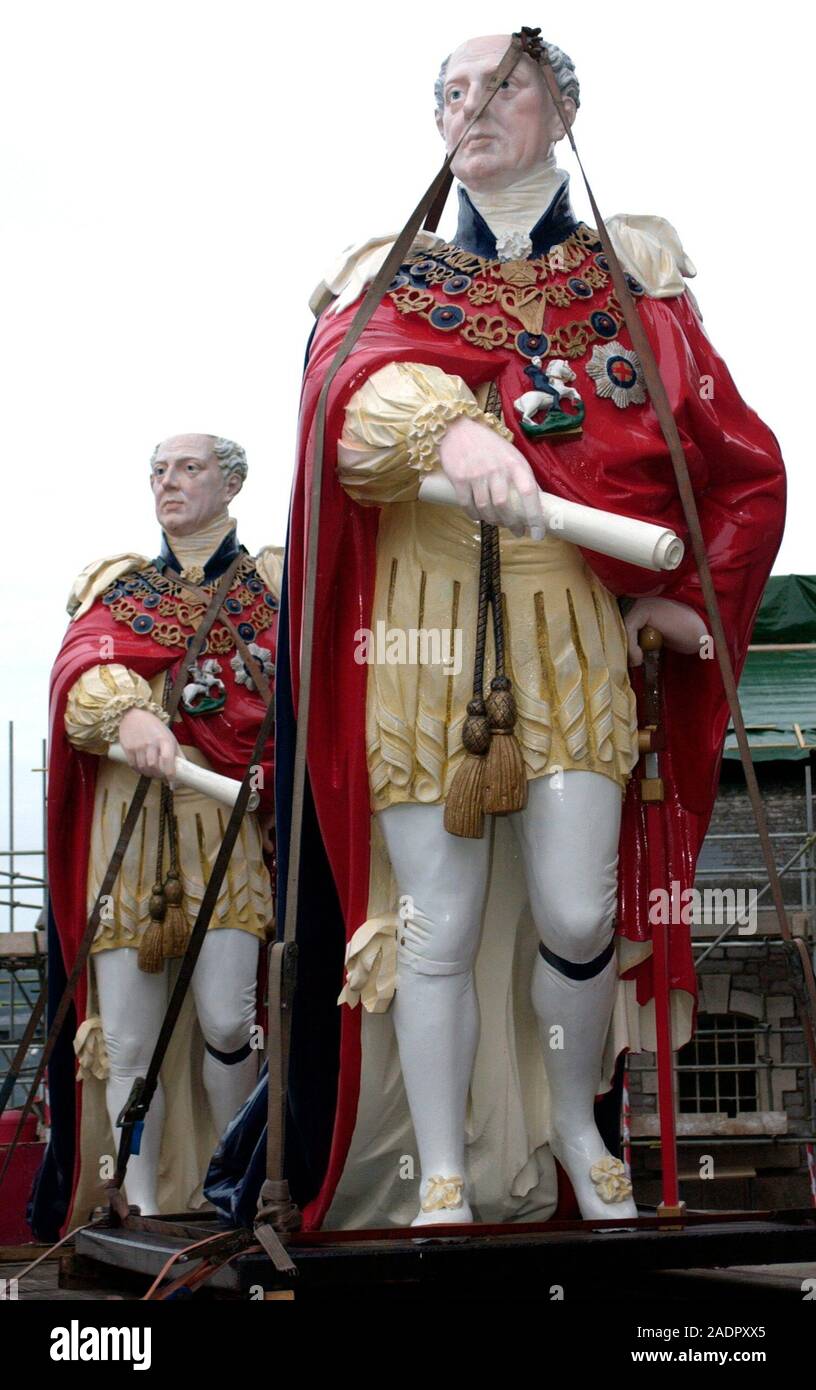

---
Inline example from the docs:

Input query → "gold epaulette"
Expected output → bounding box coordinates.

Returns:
[67,553,150,621]
[254,545,285,602]
[599,214,697,300]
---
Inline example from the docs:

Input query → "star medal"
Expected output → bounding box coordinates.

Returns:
[586,341,647,409]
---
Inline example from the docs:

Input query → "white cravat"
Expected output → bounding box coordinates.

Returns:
[461,155,569,259]
[163,509,236,579]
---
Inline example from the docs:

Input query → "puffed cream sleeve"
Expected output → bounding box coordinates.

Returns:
[64,663,170,755]
[336,361,513,506]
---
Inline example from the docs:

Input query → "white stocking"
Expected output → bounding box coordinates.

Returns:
[378,802,490,1226]
[191,928,260,1139]
[94,930,260,1214]
[379,772,633,1224]
[93,948,168,1215]
[512,772,637,1218]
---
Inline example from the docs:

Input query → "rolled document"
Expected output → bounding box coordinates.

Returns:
[108,743,260,813]
[418,474,684,573]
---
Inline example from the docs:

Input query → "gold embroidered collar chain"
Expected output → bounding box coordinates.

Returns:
[100,554,278,654]
[387,222,646,362]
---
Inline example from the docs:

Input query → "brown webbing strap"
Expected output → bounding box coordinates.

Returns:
[255,941,299,1274]
[0,555,244,1193]
[423,169,455,236]
[530,32,816,1074]
[171,568,274,709]
[260,36,530,1210]
[112,688,277,1195]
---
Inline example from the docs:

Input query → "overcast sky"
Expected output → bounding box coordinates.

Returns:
[1,0,813,920]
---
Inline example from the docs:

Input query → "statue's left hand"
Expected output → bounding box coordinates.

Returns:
[624,596,709,667]
[259,811,276,856]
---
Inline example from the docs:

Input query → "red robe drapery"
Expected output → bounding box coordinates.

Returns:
[285,275,786,1230]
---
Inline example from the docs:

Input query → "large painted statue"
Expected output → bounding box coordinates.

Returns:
[208,33,786,1231]
[31,434,282,1237]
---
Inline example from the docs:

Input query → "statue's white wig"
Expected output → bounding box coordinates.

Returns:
[149,435,248,484]
[434,37,580,115]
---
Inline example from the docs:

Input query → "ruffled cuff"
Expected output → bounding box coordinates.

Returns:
[337,361,513,506]
[74,1015,110,1081]
[64,663,169,755]
[337,913,399,1013]
[96,693,169,746]
[406,398,513,474]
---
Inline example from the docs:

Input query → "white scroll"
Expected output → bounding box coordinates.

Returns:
[417,474,684,573]
[107,743,260,812]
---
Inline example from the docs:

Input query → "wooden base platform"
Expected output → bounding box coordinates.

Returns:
[66,1207,816,1302]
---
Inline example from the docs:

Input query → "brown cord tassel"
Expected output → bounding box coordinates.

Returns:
[481,525,527,815]
[482,675,527,814]
[161,871,189,959]
[139,882,167,973]
[444,386,529,833]
[160,796,189,959]
[444,521,494,839]
[137,693,189,968]
[444,697,490,837]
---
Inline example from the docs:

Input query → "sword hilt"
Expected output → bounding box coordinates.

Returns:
[638,625,665,802]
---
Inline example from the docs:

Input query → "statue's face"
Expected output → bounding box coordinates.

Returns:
[436,34,575,193]
[149,433,241,536]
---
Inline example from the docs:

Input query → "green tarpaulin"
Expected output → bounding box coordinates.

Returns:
[722,575,816,761]
[749,574,816,645]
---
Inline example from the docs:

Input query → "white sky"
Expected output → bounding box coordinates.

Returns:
[1,0,814,918]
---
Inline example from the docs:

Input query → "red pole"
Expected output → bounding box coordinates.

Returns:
[621,1059,632,1176]
[646,799,680,1210]
[806,1143,816,1209]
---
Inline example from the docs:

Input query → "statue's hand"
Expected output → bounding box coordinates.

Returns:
[437,415,545,539]
[117,707,180,780]
[624,597,709,667]
[259,811,276,856]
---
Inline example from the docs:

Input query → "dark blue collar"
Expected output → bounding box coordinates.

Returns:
[155,526,244,582]
[453,176,580,260]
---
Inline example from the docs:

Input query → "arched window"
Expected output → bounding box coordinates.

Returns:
[677,1012,758,1117]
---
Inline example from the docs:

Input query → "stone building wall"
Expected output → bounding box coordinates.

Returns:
[625,763,816,1209]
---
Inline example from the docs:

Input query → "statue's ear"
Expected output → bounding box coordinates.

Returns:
[224,472,244,502]
[554,95,577,142]
[434,107,445,140]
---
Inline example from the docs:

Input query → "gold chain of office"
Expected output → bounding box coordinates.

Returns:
[387,222,643,360]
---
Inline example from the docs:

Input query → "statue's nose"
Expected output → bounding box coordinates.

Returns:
[462,82,484,123]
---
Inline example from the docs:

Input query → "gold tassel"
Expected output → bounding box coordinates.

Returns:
[161,872,190,959]
[444,699,490,839]
[138,884,167,974]
[482,677,528,815]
